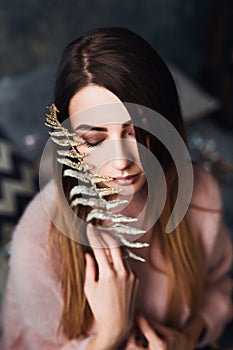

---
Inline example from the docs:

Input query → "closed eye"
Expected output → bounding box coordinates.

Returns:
[83,140,103,148]
[80,127,135,148]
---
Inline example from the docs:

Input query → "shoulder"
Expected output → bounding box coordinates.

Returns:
[189,163,223,212]
[186,163,224,248]
[13,178,58,238]
[3,180,65,345]
[8,178,58,267]
[188,166,233,280]
[7,178,60,292]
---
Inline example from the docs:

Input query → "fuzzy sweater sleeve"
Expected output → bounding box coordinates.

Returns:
[187,166,233,348]
[0,179,97,350]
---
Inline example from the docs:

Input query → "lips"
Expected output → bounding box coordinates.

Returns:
[113,173,140,180]
[113,173,141,185]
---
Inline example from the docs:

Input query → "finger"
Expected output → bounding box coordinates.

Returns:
[127,332,137,344]
[129,276,139,316]
[134,320,149,348]
[138,315,179,349]
[125,333,145,350]
[99,232,127,273]
[84,253,97,285]
[86,224,114,275]
[147,317,172,338]
[97,232,114,265]
[122,254,135,275]
[137,315,164,349]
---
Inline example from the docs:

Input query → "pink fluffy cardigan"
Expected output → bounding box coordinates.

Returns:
[0,166,232,349]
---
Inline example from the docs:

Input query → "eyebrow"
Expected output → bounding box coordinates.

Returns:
[75,120,133,132]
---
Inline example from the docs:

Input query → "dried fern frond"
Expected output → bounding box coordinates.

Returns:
[86,208,138,223]
[70,197,128,210]
[49,130,76,137]
[94,223,145,235]
[57,149,87,160]
[45,104,148,262]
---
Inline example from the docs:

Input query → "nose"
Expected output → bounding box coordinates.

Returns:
[110,139,133,170]
[111,157,132,170]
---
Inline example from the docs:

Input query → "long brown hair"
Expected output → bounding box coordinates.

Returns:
[48,27,204,339]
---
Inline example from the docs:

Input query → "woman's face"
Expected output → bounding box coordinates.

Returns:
[68,84,147,197]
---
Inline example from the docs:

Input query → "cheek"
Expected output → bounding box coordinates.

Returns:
[76,145,89,154]
[75,146,110,175]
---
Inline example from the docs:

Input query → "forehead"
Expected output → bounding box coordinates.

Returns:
[69,84,131,128]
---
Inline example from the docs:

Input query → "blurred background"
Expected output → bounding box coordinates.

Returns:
[0,0,232,348]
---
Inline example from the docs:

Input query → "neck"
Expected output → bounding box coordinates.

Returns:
[106,184,159,248]
[114,183,148,218]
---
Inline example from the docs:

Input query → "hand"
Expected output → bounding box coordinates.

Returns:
[124,332,147,350]
[135,314,196,350]
[123,318,148,350]
[84,224,139,348]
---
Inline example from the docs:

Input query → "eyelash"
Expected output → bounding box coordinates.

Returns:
[82,131,135,148]
[83,140,103,148]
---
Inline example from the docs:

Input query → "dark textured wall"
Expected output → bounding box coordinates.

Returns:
[0,0,213,78]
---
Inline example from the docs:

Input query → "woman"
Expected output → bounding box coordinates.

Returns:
[1,27,232,350]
